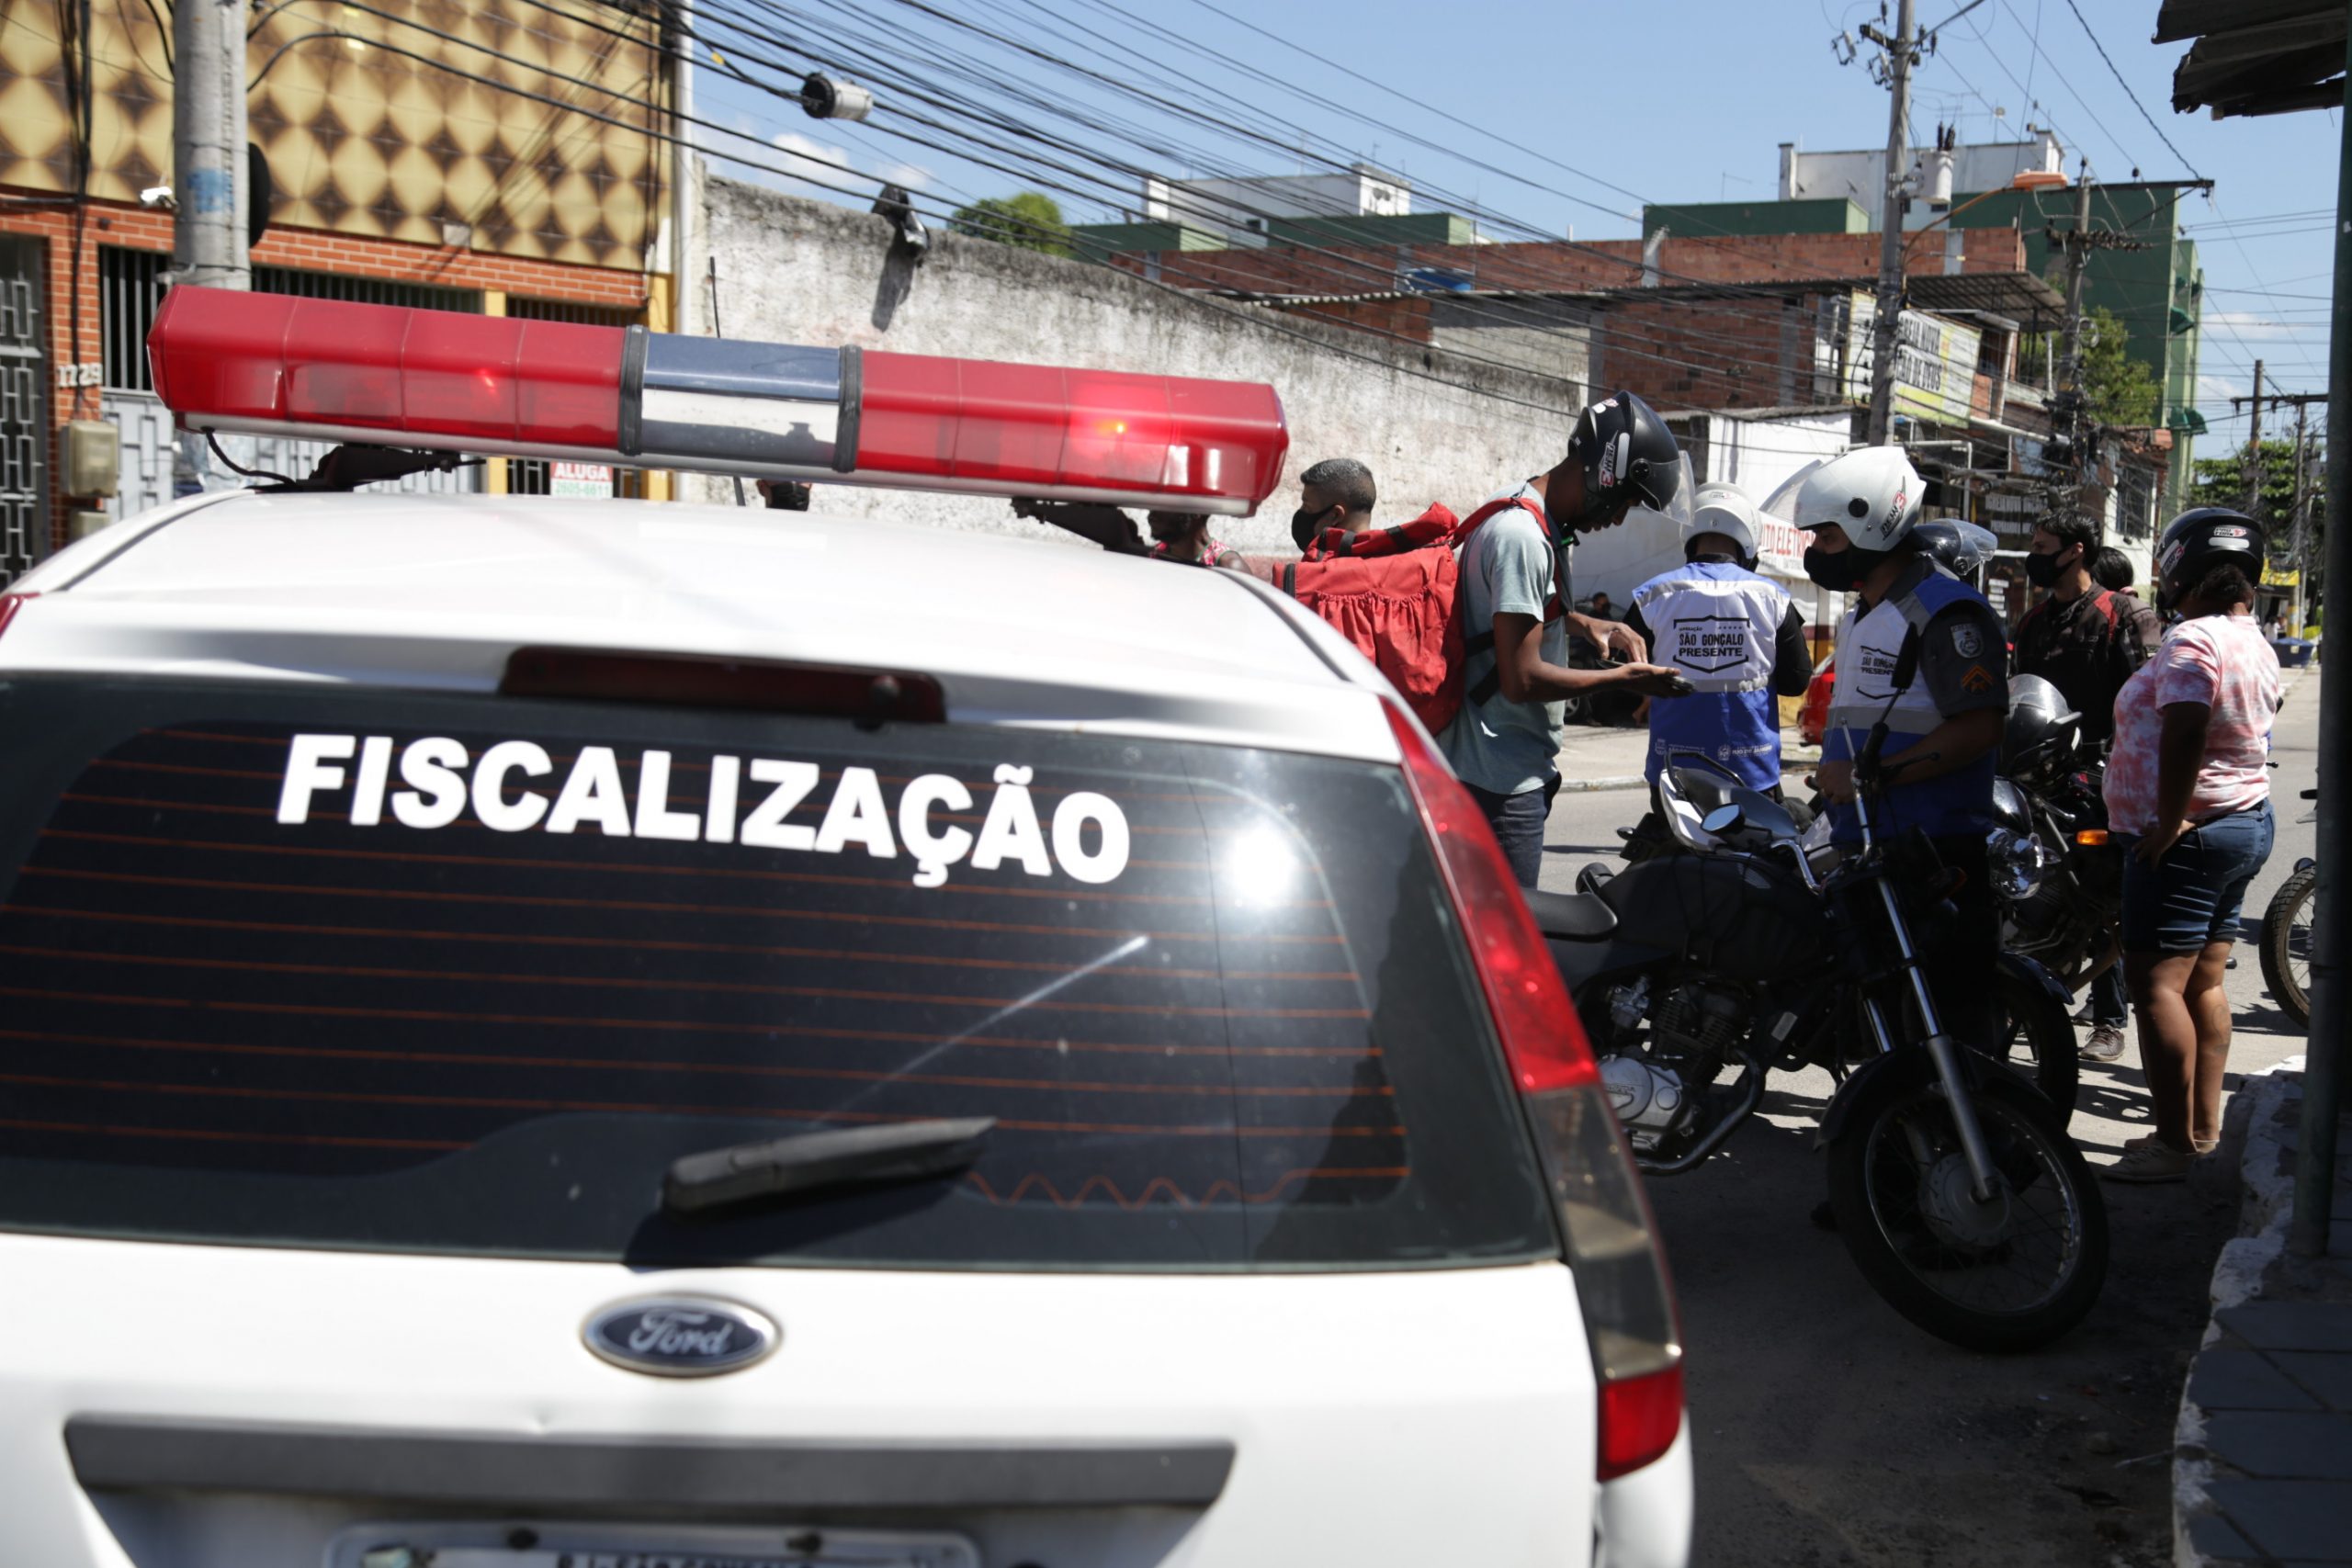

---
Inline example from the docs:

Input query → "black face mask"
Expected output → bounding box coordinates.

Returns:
[1804,544,1863,592]
[2024,547,2072,588]
[1291,504,1336,551]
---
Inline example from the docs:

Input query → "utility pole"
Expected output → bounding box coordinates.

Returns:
[2059,175,2093,393]
[2040,175,2144,536]
[171,0,248,290]
[2288,12,2352,1263]
[2290,401,2312,627]
[1862,0,1919,446]
[2243,361,2266,515]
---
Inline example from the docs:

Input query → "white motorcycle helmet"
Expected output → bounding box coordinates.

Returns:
[1763,446,1925,590]
[1686,481,1760,567]
[1785,446,1924,549]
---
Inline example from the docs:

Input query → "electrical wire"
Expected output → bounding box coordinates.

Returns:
[2056,0,2203,181]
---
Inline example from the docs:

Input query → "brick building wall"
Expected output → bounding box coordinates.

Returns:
[0,196,649,566]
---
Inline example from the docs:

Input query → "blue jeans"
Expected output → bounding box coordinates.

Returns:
[1465,774,1561,890]
[2089,964,2127,1028]
[2118,800,2276,954]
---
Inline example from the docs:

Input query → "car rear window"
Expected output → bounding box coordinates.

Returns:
[0,676,1555,1269]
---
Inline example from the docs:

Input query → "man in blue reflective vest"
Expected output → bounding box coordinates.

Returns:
[1797,446,2008,1050]
[1625,482,1815,809]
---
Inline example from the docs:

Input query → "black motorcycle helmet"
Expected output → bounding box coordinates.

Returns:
[2002,673,2082,785]
[1566,390,1680,527]
[1911,519,1996,580]
[2154,507,2266,611]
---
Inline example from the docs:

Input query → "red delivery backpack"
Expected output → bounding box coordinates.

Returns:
[1247,493,1560,736]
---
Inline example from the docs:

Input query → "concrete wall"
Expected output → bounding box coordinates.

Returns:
[691,173,1589,555]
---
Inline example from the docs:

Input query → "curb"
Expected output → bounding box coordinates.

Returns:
[1556,773,1647,793]
[2173,1056,2305,1568]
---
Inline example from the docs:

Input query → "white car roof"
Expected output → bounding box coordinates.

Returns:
[6,491,1401,761]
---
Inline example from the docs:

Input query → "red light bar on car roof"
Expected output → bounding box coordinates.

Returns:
[146,288,1289,515]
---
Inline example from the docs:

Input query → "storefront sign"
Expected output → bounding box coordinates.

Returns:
[1847,295,1982,426]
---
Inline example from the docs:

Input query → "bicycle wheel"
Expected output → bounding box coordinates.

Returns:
[1826,1061,2109,1352]
[2258,864,2316,1030]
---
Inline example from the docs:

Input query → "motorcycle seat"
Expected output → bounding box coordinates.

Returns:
[1523,886,1618,942]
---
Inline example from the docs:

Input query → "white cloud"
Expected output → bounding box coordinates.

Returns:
[742,130,933,208]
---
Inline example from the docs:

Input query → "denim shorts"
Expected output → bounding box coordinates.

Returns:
[2118,799,2275,954]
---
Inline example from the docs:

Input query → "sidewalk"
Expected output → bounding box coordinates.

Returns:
[2175,1058,2352,1565]
[1551,718,1821,794]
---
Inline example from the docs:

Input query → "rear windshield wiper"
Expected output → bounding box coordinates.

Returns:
[662,1118,995,1215]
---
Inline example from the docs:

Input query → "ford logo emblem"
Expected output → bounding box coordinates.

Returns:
[582,1295,778,1378]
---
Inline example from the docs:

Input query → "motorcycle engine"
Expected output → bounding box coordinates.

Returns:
[1597,981,1746,1143]
[1600,1055,1695,1137]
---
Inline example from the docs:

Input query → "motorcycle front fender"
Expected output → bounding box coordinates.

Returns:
[1997,949,2072,1009]
[1812,1045,1990,1151]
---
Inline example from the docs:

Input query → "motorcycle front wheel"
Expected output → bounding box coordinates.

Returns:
[1826,1061,2109,1352]
[1992,967,2079,1124]
[2258,863,2316,1030]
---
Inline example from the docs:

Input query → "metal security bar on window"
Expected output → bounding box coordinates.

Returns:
[99,248,171,394]
[252,267,481,316]
[503,296,646,501]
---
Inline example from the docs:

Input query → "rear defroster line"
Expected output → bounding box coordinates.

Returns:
[0,942,1372,1021]
[0,1070,1407,1141]
[0,985,1378,1058]
[0,1022,1396,1100]
[22,854,1337,947]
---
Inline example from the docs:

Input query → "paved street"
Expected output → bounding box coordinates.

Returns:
[1541,671,2322,1568]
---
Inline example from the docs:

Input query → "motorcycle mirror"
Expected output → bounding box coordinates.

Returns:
[1702,804,1747,836]
[1729,788,1798,841]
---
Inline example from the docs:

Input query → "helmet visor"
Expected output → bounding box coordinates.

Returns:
[1624,452,1694,532]
[1758,457,1836,529]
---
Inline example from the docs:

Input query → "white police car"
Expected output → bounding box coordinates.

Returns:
[0,290,1690,1568]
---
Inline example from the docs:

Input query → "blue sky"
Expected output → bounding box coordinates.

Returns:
[688,0,2336,444]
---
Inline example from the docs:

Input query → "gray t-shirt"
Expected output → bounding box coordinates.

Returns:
[1442,483,1570,795]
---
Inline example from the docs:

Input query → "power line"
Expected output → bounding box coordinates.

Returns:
[2056,0,2205,181]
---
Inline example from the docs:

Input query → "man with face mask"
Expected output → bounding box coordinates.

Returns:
[1290,457,1379,554]
[2014,514,2155,1061]
[1444,390,1686,887]
[1797,446,2007,1051]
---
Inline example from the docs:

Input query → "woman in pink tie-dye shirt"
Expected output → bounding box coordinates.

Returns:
[2101,511,2279,1184]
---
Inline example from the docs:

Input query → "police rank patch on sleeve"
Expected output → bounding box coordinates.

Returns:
[1961,664,1996,694]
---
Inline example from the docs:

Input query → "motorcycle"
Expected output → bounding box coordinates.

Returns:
[2258,787,2319,1029]
[1531,649,2108,1352]
[1984,678,2122,1097]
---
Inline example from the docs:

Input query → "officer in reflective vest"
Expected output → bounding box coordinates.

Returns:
[1794,446,2009,1046]
[1626,482,1814,800]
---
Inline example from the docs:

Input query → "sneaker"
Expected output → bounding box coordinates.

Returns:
[2103,1142,2196,1183]
[2081,1025,2128,1062]
[2124,1132,2219,1156]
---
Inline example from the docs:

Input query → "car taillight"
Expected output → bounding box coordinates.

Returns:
[0,592,35,640]
[1384,701,1683,1482]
